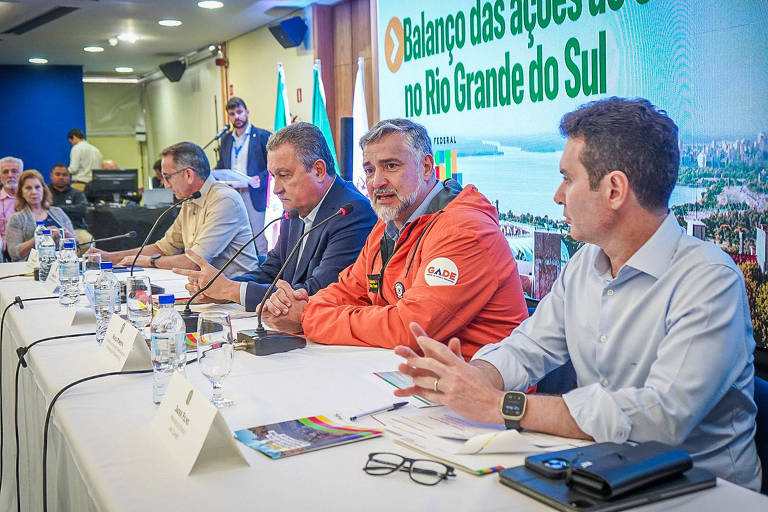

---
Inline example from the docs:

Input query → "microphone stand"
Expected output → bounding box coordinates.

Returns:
[77,231,137,248]
[241,204,353,356]
[202,125,230,150]
[129,191,201,276]
[179,210,297,332]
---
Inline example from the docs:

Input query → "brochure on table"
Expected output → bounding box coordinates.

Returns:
[150,372,248,474]
[379,407,590,475]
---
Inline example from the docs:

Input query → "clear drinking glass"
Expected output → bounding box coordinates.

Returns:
[126,275,153,328]
[82,252,102,304]
[196,311,235,408]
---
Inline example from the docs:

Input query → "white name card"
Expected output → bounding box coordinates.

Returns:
[65,306,96,326]
[97,315,151,372]
[43,261,60,294]
[26,249,39,270]
[150,372,248,475]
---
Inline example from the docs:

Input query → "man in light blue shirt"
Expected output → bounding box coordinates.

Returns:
[393,97,761,491]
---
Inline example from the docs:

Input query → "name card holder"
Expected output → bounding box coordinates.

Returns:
[43,261,60,294]
[150,373,248,474]
[26,249,39,271]
[97,315,151,372]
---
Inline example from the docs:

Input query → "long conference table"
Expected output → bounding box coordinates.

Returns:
[0,262,765,511]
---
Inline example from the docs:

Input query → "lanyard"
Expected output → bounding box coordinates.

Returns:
[233,129,249,160]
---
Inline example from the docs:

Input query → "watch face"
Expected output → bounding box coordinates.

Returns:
[502,392,526,418]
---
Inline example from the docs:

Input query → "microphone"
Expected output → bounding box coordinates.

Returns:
[179,209,299,332]
[77,231,136,248]
[129,191,201,276]
[214,124,231,140]
[245,203,355,355]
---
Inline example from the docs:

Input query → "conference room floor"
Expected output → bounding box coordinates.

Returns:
[0,263,765,511]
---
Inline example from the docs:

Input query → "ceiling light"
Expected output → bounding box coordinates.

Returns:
[28,58,48,64]
[158,19,182,27]
[108,37,119,46]
[208,45,217,52]
[83,76,139,84]
[198,1,224,9]
[117,33,139,43]
[115,67,134,73]
[84,46,104,53]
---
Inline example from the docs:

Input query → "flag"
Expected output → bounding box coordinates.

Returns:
[352,56,369,196]
[265,62,291,250]
[312,59,339,171]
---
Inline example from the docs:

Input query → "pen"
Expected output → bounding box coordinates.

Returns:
[350,401,408,421]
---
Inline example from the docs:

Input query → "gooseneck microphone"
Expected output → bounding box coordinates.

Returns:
[77,230,136,248]
[202,124,231,150]
[179,209,299,332]
[129,191,201,276]
[248,203,354,351]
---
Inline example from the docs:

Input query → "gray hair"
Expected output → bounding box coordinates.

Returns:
[359,118,433,163]
[160,142,210,179]
[266,122,336,175]
[0,156,23,170]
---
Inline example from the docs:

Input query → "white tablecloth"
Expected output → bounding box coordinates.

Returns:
[0,263,765,511]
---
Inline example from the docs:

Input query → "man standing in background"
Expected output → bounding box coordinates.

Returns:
[0,156,22,259]
[67,128,102,188]
[215,97,271,254]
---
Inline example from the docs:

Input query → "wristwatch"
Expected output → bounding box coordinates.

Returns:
[150,254,162,268]
[500,391,527,431]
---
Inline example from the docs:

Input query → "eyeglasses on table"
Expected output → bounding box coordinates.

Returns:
[363,452,456,485]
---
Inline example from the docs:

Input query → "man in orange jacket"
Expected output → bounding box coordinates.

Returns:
[262,118,528,359]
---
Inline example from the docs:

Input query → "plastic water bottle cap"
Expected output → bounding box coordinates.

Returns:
[100,262,113,270]
[42,229,51,235]
[63,240,75,250]
[36,221,45,225]
[157,294,175,305]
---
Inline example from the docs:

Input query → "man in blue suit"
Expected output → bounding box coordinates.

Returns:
[177,122,376,311]
[215,97,271,254]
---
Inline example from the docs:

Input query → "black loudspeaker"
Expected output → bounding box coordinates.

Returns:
[268,16,308,48]
[159,59,186,82]
[339,117,354,181]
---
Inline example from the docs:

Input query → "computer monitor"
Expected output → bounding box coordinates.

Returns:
[90,169,138,203]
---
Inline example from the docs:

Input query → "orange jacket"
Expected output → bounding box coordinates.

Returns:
[301,181,528,359]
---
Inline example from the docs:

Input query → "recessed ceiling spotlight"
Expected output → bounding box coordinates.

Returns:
[158,19,182,27]
[115,66,134,73]
[84,46,104,53]
[208,44,217,52]
[29,57,48,64]
[117,33,139,43]
[198,1,224,9]
[108,37,119,46]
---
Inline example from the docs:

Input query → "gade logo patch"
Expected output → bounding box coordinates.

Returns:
[424,257,459,286]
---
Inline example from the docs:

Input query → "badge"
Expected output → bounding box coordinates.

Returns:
[423,257,459,286]
[367,273,381,294]
[394,282,405,298]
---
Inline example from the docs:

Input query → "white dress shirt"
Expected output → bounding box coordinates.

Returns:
[474,213,761,491]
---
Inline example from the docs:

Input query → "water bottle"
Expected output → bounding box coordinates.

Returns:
[57,240,80,306]
[150,294,186,404]
[38,229,57,282]
[93,262,117,344]
[33,221,46,252]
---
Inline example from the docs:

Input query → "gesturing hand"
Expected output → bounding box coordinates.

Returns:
[394,322,505,425]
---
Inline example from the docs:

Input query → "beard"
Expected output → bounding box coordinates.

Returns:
[371,181,425,222]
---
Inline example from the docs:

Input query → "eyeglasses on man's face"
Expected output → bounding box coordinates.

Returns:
[363,452,456,485]
[161,167,191,182]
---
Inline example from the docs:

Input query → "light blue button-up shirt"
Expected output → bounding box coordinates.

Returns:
[474,213,761,490]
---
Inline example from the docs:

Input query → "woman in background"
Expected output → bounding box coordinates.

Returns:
[6,169,77,261]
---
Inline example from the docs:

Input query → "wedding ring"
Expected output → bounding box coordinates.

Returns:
[434,378,440,392]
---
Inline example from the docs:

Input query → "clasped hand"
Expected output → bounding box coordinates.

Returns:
[260,279,307,333]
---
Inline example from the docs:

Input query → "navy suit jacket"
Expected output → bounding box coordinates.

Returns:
[215,125,271,211]
[233,177,377,311]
